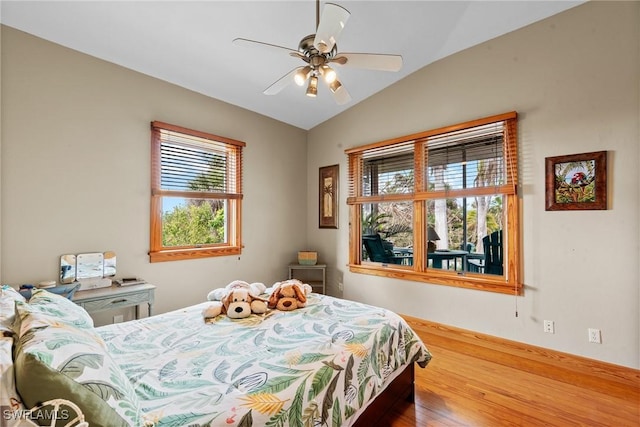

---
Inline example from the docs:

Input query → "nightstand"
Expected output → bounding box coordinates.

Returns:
[288,263,326,295]
[73,283,155,319]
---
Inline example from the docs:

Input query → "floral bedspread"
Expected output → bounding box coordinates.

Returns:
[97,294,431,427]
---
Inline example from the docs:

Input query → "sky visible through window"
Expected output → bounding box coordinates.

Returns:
[163,197,184,213]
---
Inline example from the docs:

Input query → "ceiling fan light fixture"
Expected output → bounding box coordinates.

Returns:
[329,79,342,93]
[294,66,312,86]
[234,0,399,105]
[306,75,318,97]
[321,66,337,84]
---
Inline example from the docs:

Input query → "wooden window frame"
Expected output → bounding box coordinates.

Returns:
[346,112,522,295]
[149,121,245,262]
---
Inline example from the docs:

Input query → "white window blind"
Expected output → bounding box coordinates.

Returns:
[159,130,239,194]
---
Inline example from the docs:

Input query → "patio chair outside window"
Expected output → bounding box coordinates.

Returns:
[362,234,406,265]
[467,230,503,275]
[484,230,504,275]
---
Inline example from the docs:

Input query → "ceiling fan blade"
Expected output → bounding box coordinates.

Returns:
[331,53,403,72]
[314,3,350,54]
[233,37,298,56]
[263,67,302,95]
[322,78,351,105]
[331,84,351,105]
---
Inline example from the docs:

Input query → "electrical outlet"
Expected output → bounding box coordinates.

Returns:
[338,282,344,291]
[113,315,124,324]
[588,328,602,344]
[543,320,555,334]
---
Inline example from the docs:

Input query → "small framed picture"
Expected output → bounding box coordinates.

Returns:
[545,151,607,211]
[319,164,339,228]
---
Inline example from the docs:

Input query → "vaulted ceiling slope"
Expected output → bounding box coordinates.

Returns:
[1,1,584,130]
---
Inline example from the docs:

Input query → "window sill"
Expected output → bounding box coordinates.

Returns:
[348,264,522,295]
[150,246,241,263]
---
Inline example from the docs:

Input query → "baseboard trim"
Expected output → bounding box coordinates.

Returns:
[402,315,640,400]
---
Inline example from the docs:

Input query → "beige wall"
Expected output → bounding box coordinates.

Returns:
[2,2,638,369]
[307,1,639,368]
[1,26,308,317]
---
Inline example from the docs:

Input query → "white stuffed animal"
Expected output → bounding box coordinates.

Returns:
[207,280,267,302]
[202,301,224,320]
[203,280,268,320]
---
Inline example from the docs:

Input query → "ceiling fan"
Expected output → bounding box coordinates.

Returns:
[233,0,403,105]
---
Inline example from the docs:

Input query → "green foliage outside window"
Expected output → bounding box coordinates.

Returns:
[162,201,225,247]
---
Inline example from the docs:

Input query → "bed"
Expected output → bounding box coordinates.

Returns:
[2,285,431,427]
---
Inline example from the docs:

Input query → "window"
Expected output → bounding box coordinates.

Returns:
[346,112,521,294]
[150,121,244,262]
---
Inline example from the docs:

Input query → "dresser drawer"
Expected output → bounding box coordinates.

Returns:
[77,289,153,312]
[73,284,155,319]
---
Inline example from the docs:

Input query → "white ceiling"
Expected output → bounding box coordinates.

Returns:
[1,1,583,130]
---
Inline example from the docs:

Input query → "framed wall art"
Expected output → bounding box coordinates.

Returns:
[319,164,339,228]
[545,150,607,211]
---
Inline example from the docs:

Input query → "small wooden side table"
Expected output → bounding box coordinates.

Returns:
[288,264,326,295]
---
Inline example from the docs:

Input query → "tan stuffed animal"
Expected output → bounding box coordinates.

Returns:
[268,279,312,311]
[203,280,268,320]
[222,288,268,319]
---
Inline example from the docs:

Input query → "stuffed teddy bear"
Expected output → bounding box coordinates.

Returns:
[203,280,269,320]
[268,279,312,311]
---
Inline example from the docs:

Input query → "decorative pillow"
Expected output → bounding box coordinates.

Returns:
[1,285,27,333]
[19,288,94,330]
[0,336,27,425]
[14,311,143,427]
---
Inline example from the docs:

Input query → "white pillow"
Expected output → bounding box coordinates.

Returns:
[0,285,26,333]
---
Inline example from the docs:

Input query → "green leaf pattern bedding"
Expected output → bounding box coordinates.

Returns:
[97,294,431,427]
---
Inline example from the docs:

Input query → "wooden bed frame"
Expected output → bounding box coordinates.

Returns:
[353,362,415,426]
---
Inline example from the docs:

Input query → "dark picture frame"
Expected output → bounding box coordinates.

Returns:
[319,164,339,228]
[545,151,607,211]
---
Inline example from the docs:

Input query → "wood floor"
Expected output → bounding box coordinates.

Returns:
[377,318,640,427]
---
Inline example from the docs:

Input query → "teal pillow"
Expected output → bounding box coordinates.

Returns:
[14,306,143,427]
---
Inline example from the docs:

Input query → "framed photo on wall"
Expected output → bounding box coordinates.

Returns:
[319,164,339,228]
[545,150,607,211]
